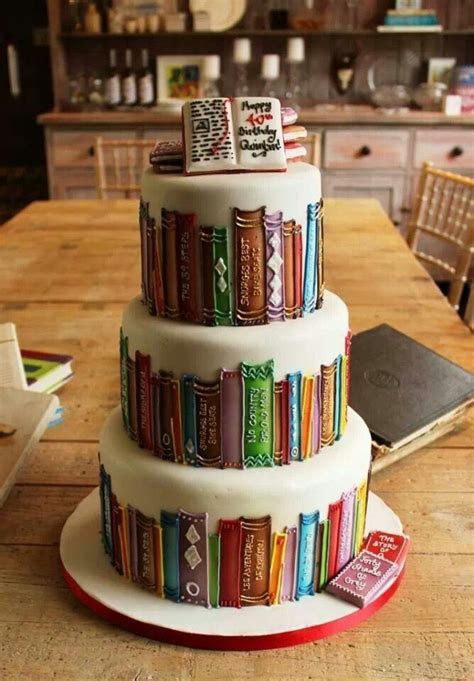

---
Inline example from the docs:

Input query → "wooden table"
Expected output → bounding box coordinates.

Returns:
[0,199,472,680]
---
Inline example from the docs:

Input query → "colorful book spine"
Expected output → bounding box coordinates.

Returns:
[154,218,166,317]
[334,354,343,441]
[161,208,179,319]
[194,378,221,467]
[213,227,232,325]
[303,202,318,314]
[265,210,285,321]
[218,519,242,607]
[301,375,315,459]
[355,478,368,553]
[127,504,138,582]
[119,328,129,433]
[200,226,217,326]
[293,223,303,318]
[340,355,348,434]
[111,493,123,574]
[273,381,283,465]
[240,515,272,606]
[317,519,330,590]
[321,359,336,447]
[156,371,174,461]
[280,525,298,602]
[241,360,274,468]
[208,533,220,608]
[283,219,296,319]
[139,199,148,305]
[345,330,352,419]
[170,378,184,463]
[151,372,161,457]
[268,532,287,605]
[312,373,322,455]
[153,523,164,597]
[136,350,153,450]
[161,510,180,601]
[296,510,319,598]
[136,510,156,590]
[178,510,209,607]
[336,487,356,573]
[176,212,200,323]
[126,354,138,441]
[119,504,130,580]
[220,369,243,468]
[234,206,267,325]
[281,379,290,464]
[327,499,342,581]
[288,371,302,461]
[146,213,157,315]
[181,374,198,465]
[99,464,113,559]
[316,199,325,309]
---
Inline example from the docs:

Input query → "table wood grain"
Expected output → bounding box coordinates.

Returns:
[0,199,472,681]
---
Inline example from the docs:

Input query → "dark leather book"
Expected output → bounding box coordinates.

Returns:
[218,519,242,607]
[239,515,272,606]
[111,493,123,574]
[233,206,267,325]
[178,509,209,606]
[126,355,138,442]
[161,208,179,319]
[349,324,473,468]
[136,510,156,590]
[194,378,221,467]
[176,212,200,323]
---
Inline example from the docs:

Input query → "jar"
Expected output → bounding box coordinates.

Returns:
[414,82,447,111]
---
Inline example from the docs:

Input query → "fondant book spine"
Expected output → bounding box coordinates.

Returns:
[161,510,180,601]
[218,519,242,607]
[288,371,302,462]
[111,493,123,574]
[268,532,287,605]
[317,519,330,590]
[213,227,232,325]
[119,504,130,579]
[240,515,271,606]
[316,199,325,309]
[334,354,343,440]
[200,226,217,326]
[161,209,179,319]
[283,219,296,319]
[301,375,315,459]
[281,379,290,464]
[153,523,164,597]
[181,374,198,465]
[119,329,129,432]
[296,510,319,598]
[176,212,200,323]
[336,487,356,573]
[303,201,318,314]
[194,378,221,467]
[208,533,220,608]
[154,218,166,317]
[145,213,157,315]
[234,207,267,325]
[127,505,138,582]
[139,198,148,305]
[293,223,303,318]
[171,378,184,463]
[242,360,274,468]
[280,525,298,602]
[136,510,156,590]
[321,359,336,447]
[99,465,113,559]
[327,499,342,581]
[265,210,285,321]
[126,354,138,441]
[312,373,322,455]
[157,371,174,461]
[220,369,243,468]
[136,350,153,450]
[151,372,160,457]
[178,510,209,606]
[273,380,283,465]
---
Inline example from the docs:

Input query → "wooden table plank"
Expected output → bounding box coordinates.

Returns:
[0,198,472,680]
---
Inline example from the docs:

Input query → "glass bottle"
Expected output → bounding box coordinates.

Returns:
[261,54,280,98]
[201,55,221,98]
[105,48,121,108]
[138,49,155,106]
[233,38,251,97]
[285,37,305,108]
[122,49,137,106]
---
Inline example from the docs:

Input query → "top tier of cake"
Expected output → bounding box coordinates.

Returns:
[139,162,323,326]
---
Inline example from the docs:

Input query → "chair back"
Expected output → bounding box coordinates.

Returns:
[406,161,474,311]
[94,138,154,199]
[305,132,322,167]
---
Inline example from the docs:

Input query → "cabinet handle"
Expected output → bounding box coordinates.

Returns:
[88,145,95,157]
[358,145,371,157]
[400,207,411,214]
[449,145,463,158]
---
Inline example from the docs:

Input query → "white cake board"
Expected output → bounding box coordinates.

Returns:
[60,489,405,651]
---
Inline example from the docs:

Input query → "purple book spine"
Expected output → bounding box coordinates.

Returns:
[280,525,298,602]
[265,210,285,321]
[336,487,357,573]
[220,369,243,469]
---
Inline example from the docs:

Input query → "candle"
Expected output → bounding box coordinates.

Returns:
[261,54,280,80]
[287,37,305,63]
[202,55,221,80]
[233,38,251,64]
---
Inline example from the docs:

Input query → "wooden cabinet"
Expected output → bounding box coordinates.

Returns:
[413,129,474,170]
[324,129,409,169]
[323,173,406,224]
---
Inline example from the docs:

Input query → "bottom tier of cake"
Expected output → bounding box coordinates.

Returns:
[99,407,372,608]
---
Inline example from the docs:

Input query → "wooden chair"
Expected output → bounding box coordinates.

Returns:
[406,161,474,312]
[94,138,154,199]
[305,132,322,167]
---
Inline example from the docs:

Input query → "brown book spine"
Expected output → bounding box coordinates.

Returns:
[240,515,272,606]
[157,371,174,460]
[200,226,216,326]
[176,212,201,323]
[126,355,138,441]
[136,510,156,590]
[154,225,166,317]
[283,220,296,319]
[151,372,160,456]
[161,208,179,319]
[321,360,336,447]
[136,350,153,450]
[234,206,267,325]
[194,378,221,467]
[293,223,303,318]
[218,519,242,607]
[111,493,123,574]
[274,381,283,465]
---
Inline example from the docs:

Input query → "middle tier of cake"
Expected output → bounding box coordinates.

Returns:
[120,290,352,468]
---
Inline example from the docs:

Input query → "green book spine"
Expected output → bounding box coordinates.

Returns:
[318,519,330,590]
[242,359,274,468]
[208,533,221,608]
[120,328,129,432]
[214,227,233,326]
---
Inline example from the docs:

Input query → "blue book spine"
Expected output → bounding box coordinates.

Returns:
[181,374,198,465]
[296,510,320,598]
[303,202,318,314]
[161,510,180,601]
[288,371,302,461]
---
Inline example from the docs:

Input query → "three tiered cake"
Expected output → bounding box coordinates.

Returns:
[97,98,374,611]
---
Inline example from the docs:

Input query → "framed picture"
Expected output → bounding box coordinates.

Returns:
[395,0,422,9]
[156,55,209,106]
[428,58,457,86]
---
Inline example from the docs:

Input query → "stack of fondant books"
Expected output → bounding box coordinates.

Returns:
[378,8,442,32]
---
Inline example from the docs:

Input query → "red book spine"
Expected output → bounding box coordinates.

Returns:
[327,499,342,581]
[176,212,201,323]
[136,351,153,450]
[218,519,242,607]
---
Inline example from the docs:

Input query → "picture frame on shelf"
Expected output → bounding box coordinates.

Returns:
[156,55,209,108]
[427,58,457,86]
[395,0,422,9]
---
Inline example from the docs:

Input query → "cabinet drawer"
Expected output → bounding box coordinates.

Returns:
[414,129,474,169]
[51,129,136,168]
[324,129,410,169]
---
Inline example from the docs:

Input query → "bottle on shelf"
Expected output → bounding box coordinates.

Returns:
[201,55,221,98]
[105,48,121,108]
[284,37,305,109]
[84,2,102,33]
[260,54,281,98]
[233,38,251,97]
[138,49,155,107]
[122,49,138,106]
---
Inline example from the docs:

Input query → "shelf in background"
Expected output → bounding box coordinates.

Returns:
[58,29,474,39]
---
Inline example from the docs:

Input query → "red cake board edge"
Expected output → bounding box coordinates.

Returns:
[62,561,405,651]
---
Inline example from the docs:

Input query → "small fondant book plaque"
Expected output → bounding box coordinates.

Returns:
[182,97,286,175]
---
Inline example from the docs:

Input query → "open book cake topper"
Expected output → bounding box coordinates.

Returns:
[182,97,287,175]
